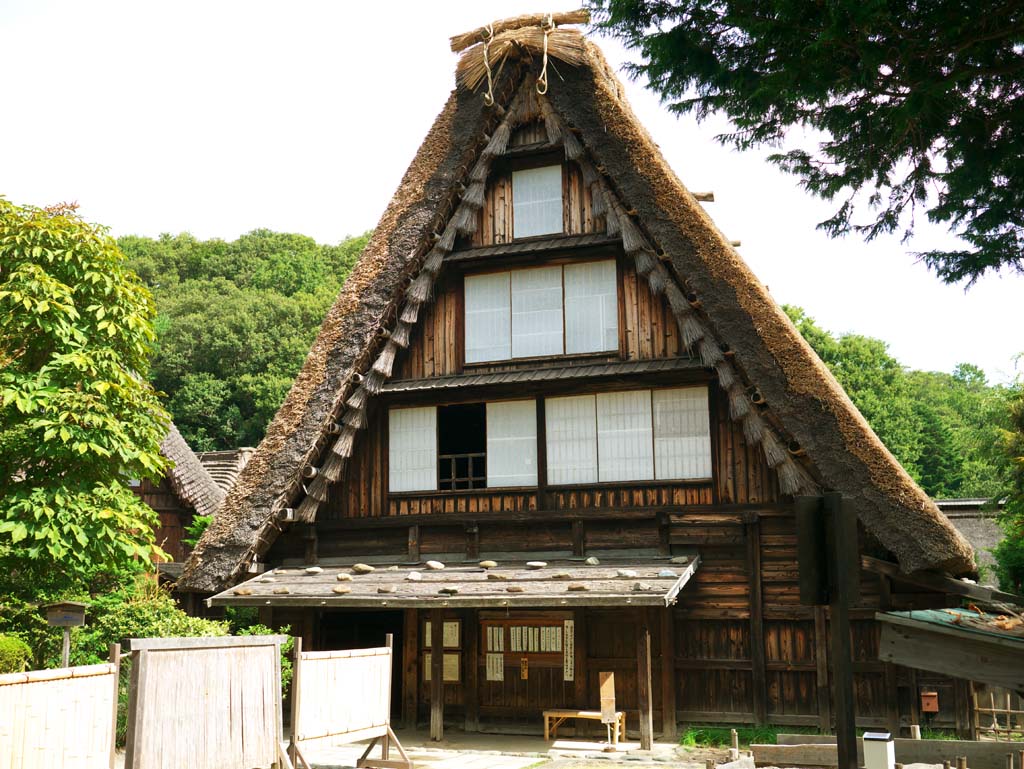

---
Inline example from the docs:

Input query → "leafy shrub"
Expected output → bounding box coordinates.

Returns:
[0,634,32,673]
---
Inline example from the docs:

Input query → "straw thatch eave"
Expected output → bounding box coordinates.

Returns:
[160,424,225,519]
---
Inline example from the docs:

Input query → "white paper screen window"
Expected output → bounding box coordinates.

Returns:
[596,390,654,482]
[511,265,563,358]
[464,271,512,363]
[512,165,563,238]
[388,406,437,492]
[653,387,712,479]
[564,260,618,354]
[545,394,598,484]
[486,400,538,487]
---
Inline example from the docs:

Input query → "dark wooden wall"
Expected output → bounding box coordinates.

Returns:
[135,477,193,563]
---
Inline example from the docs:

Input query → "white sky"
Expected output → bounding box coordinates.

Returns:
[3,1,1021,383]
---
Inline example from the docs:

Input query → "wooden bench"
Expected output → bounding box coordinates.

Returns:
[543,709,627,745]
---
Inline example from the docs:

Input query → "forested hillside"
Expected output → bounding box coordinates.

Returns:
[785,306,1011,499]
[119,230,369,450]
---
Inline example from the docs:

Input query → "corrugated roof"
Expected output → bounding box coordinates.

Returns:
[382,357,699,394]
[210,555,699,610]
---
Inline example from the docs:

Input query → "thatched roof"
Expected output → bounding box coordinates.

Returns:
[197,447,255,494]
[160,424,225,518]
[178,23,973,593]
[936,499,1005,569]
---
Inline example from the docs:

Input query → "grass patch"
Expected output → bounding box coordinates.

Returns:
[679,725,822,748]
[920,727,960,740]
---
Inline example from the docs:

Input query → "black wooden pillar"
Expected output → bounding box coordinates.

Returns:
[636,622,654,750]
[826,492,858,769]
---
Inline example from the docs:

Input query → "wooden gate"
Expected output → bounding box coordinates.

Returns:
[124,635,291,769]
[290,637,411,769]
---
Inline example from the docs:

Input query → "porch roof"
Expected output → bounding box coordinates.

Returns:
[207,554,699,610]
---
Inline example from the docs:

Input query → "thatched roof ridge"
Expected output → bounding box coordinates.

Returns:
[160,424,225,518]
[179,29,973,593]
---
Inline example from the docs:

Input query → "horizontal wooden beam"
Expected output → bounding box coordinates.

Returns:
[314,503,793,531]
[862,555,1022,605]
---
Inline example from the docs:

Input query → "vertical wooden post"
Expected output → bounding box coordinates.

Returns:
[878,574,901,736]
[61,627,71,667]
[536,399,548,511]
[826,492,858,769]
[402,609,419,729]
[408,525,420,562]
[383,634,393,760]
[430,608,444,741]
[814,606,832,732]
[746,514,768,724]
[290,636,303,767]
[636,623,654,750]
[660,609,677,742]
[463,610,479,732]
[572,520,585,558]
[108,643,120,769]
[465,524,480,560]
[574,608,589,735]
[908,666,921,729]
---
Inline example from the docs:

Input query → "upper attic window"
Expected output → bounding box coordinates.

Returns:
[512,165,563,238]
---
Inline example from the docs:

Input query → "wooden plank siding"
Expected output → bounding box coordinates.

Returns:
[393,257,684,382]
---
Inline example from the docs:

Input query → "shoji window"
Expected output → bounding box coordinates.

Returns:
[545,394,598,484]
[653,387,712,480]
[564,260,618,354]
[486,400,538,487]
[512,165,563,238]
[465,271,511,363]
[388,406,437,492]
[464,260,617,363]
[511,265,563,358]
[544,387,712,484]
[596,390,654,482]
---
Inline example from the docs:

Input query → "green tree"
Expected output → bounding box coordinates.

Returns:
[0,200,169,580]
[119,230,368,449]
[784,306,922,477]
[915,403,963,498]
[783,306,1011,498]
[992,384,1024,592]
[591,0,1024,284]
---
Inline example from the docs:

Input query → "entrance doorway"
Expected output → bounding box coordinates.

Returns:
[319,610,404,717]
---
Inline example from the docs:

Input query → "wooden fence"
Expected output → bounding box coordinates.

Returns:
[124,635,291,769]
[0,646,120,769]
[290,637,410,769]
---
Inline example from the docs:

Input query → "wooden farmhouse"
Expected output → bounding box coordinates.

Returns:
[179,16,987,740]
